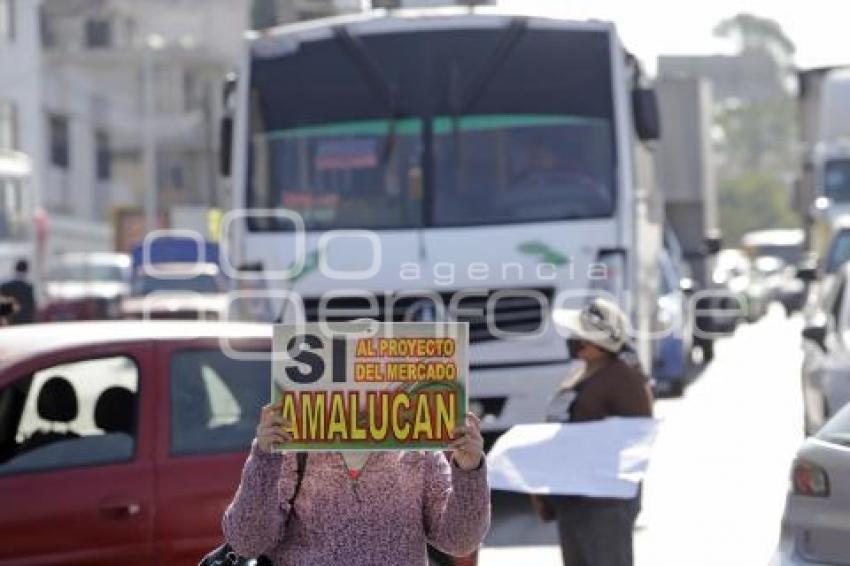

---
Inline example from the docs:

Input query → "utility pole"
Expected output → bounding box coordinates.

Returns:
[143,36,162,233]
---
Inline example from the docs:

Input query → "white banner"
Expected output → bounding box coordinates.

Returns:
[487,418,659,499]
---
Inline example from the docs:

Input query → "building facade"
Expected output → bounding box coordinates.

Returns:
[0,0,249,269]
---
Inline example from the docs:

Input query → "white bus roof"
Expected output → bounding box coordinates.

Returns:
[247,7,615,53]
[0,150,31,179]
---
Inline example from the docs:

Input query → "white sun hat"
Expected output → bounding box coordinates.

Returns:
[552,297,632,353]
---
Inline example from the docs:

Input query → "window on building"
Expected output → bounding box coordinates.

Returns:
[0,0,15,42]
[48,113,70,169]
[84,18,111,48]
[95,130,111,180]
[182,70,197,111]
[0,100,18,150]
[39,6,55,48]
[158,160,185,192]
[0,355,140,475]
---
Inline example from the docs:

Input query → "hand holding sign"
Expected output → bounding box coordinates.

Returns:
[256,400,292,454]
[450,412,485,471]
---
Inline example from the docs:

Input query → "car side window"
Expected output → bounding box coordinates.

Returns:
[0,356,139,476]
[170,349,269,456]
[827,231,850,274]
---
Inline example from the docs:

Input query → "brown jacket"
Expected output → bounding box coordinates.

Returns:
[568,356,654,422]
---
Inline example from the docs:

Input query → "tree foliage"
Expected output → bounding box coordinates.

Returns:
[712,13,800,243]
[713,13,796,66]
[719,171,799,246]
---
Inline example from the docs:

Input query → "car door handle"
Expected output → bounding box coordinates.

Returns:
[99,497,142,520]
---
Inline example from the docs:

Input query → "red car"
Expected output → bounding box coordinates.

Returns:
[0,321,272,565]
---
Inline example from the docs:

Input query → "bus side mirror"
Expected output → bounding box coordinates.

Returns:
[633,88,660,141]
[219,116,233,177]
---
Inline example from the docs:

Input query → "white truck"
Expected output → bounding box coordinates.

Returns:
[221,6,663,431]
[797,67,850,267]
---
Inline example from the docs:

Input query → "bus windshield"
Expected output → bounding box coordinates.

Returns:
[248,26,616,230]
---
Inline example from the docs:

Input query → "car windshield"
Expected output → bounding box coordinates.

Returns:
[131,273,222,295]
[248,26,615,230]
[825,158,850,202]
[826,230,850,274]
[747,245,801,266]
[48,263,125,282]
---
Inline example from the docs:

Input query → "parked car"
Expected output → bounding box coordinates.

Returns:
[800,264,850,434]
[0,321,272,565]
[741,229,804,272]
[39,253,131,322]
[773,402,850,564]
[120,263,230,320]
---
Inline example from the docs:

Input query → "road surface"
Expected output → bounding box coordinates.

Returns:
[480,306,804,566]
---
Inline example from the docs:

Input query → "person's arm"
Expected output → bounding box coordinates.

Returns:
[222,401,295,557]
[422,414,491,556]
[610,368,654,417]
[222,441,287,556]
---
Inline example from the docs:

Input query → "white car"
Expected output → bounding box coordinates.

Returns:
[41,252,131,321]
[774,403,850,564]
[801,264,850,434]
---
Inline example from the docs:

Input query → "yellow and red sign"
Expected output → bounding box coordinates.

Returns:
[272,322,468,451]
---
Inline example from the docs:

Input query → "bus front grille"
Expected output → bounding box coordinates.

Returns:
[299,287,554,343]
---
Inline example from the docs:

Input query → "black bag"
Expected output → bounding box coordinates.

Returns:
[199,453,308,566]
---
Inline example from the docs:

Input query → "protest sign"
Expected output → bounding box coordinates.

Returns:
[272,322,468,452]
[487,418,659,499]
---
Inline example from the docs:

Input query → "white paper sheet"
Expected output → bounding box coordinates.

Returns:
[486,418,659,499]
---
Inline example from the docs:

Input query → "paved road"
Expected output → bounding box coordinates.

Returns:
[480,306,804,566]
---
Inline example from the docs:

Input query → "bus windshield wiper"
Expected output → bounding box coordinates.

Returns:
[456,18,528,117]
[332,25,398,163]
[449,18,527,189]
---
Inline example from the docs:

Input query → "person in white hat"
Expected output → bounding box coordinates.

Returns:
[545,297,653,566]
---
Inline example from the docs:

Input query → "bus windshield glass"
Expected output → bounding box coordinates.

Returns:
[248,26,616,230]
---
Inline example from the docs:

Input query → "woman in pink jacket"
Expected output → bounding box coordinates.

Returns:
[222,401,491,565]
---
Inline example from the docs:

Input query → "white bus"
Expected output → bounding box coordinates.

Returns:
[0,150,34,279]
[223,7,663,431]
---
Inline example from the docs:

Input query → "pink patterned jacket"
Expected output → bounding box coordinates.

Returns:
[222,442,490,565]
